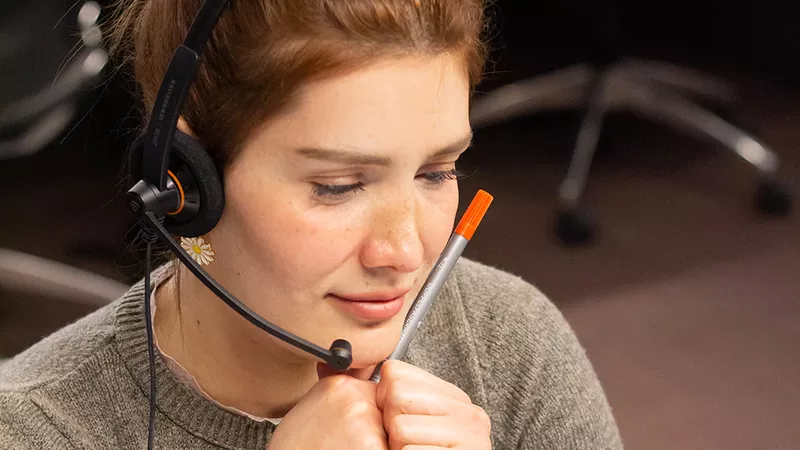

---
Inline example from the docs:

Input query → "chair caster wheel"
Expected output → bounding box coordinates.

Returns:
[755,179,792,216]
[555,209,596,246]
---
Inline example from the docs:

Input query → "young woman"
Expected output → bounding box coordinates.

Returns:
[0,1,622,448]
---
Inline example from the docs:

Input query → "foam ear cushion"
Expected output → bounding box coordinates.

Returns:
[165,131,225,237]
[127,131,225,237]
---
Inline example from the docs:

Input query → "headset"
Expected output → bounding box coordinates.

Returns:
[124,1,353,447]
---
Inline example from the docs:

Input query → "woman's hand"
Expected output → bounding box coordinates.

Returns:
[375,360,492,450]
[268,372,388,450]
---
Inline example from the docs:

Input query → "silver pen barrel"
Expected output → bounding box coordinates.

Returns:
[369,233,468,382]
[367,189,493,383]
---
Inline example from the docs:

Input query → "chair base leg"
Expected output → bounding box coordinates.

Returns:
[555,208,596,246]
[469,59,792,247]
[470,64,594,128]
[755,178,793,216]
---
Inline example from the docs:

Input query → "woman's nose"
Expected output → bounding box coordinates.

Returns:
[360,197,424,274]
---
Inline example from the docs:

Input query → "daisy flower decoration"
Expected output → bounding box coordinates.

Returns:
[180,236,215,266]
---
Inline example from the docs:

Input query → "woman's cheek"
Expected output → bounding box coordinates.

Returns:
[267,204,367,276]
[422,186,460,253]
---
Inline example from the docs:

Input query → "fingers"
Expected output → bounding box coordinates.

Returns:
[376,360,471,410]
[313,372,379,407]
[381,382,456,416]
[386,414,491,450]
[381,383,456,435]
[276,372,388,450]
[382,391,490,441]
[387,415,456,449]
[373,361,492,450]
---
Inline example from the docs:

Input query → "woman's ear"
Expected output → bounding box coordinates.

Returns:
[177,117,196,137]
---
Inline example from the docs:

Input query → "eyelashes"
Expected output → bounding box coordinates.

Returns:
[419,168,464,185]
[311,168,465,200]
[311,182,365,199]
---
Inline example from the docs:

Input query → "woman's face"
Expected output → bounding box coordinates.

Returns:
[205,54,472,368]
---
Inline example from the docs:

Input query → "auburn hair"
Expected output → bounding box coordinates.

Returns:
[106,0,490,167]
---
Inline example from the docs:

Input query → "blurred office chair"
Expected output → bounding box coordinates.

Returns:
[0,1,108,159]
[0,248,127,359]
[0,249,127,309]
[470,0,793,245]
[0,2,119,358]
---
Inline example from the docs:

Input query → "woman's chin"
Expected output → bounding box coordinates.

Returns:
[348,342,396,367]
[334,353,389,380]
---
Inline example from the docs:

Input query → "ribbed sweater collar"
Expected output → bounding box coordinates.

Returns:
[113,264,274,449]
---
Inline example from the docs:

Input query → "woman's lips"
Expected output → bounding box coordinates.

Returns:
[329,290,410,322]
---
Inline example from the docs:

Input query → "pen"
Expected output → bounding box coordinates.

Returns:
[369,189,493,383]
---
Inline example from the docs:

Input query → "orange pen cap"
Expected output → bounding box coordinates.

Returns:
[455,189,493,241]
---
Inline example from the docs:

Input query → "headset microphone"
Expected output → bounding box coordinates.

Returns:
[125,1,352,447]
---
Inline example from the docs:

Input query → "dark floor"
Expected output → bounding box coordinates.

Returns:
[1,47,798,448]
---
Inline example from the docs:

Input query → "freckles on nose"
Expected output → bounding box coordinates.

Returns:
[381,204,418,236]
[391,204,424,247]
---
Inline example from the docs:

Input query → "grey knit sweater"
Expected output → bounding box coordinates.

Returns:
[0,258,622,449]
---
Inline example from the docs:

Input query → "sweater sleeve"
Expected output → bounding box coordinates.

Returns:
[454,261,623,449]
[0,392,76,450]
[513,299,623,449]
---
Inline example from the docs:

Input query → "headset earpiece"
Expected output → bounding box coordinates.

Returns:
[129,130,225,237]
[166,131,225,236]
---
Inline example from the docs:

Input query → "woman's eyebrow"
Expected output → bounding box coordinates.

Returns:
[428,132,473,159]
[295,132,474,166]
[295,147,391,166]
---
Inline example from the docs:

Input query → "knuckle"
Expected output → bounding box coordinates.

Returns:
[470,404,492,432]
[318,373,346,390]
[381,359,404,380]
[386,379,406,402]
[379,378,399,406]
[343,396,381,424]
[322,374,360,394]
[388,414,412,442]
[358,435,387,450]
[318,375,376,405]
[344,398,372,419]
[384,380,415,413]
[342,399,381,424]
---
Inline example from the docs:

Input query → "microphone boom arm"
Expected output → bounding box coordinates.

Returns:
[142,212,353,370]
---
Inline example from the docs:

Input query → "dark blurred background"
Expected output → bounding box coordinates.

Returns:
[1,1,798,449]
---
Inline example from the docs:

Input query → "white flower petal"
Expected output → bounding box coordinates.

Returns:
[179,237,214,265]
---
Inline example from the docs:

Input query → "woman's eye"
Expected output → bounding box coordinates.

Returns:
[418,169,465,187]
[311,182,364,200]
[311,168,463,200]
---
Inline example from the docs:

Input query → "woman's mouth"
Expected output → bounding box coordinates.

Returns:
[328,289,410,322]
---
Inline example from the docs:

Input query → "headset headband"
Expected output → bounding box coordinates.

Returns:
[141,0,231,191]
